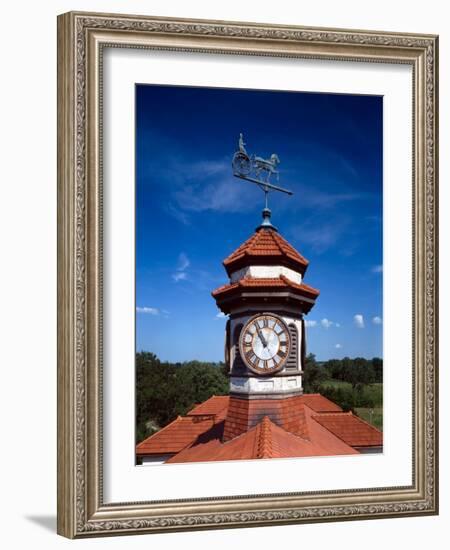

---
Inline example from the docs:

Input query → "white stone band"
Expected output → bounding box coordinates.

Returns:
[230,375,303,396]
[230,265,302,284]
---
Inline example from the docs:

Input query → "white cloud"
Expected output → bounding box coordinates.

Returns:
[335,344,343,349]
[372,265,383,274]
[173,159,257,214]
[166,203,191,226]
[354,314,365,328]
[172,271,187,282]
[172,252,190,282]
[306,319,340,329]
[215,312,227,320]
[177,252,190,271]
[292,183,369,211]
[136,307,159,315]
[372,316,383,325]
[290,218,350,254]
[189,159,229,179]
[162,153,370,220]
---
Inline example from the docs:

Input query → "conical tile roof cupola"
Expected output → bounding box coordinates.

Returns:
[223,225,309,277]
[212,225,319,316]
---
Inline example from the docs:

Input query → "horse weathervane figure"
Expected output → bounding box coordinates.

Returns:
[232,133,293,230]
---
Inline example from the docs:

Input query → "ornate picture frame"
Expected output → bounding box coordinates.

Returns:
[57,11,438,538]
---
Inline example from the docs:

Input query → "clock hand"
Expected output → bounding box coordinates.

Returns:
[255,324,268,348]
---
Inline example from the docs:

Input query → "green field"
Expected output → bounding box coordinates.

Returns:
[354,407,383,430]
[320,380,382,402]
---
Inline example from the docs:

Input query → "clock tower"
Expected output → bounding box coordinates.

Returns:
[212,208,319,440]
[212,134,320,440]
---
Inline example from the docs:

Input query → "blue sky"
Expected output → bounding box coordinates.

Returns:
[136,85,383,362]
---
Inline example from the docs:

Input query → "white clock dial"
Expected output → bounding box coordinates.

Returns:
[239,314,290,374]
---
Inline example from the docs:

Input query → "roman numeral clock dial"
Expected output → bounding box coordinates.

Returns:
[239,314,291,374]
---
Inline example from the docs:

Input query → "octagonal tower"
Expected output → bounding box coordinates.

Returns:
[212,212,320,440]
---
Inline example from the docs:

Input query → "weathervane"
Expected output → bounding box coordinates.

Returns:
[232,133,293,230]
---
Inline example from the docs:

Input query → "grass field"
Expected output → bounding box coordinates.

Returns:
[320,380,382,403]
[355,407,383,430]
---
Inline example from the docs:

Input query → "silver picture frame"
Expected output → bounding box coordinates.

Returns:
[57,11,439,538]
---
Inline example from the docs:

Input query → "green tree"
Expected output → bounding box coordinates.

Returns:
[135,352,228,443]
[344,357,376,389]
[303,353,328,393]
[319,386,354,412]
[324,359,343,380]
[371,357,383,382]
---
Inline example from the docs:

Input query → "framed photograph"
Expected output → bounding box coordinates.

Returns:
[57,11,439,538]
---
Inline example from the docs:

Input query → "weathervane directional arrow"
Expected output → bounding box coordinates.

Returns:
[233,174,293,196]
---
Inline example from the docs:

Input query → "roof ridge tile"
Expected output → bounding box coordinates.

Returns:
[256,416,274,458]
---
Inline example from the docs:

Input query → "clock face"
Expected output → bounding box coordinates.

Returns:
[239,314,291,374]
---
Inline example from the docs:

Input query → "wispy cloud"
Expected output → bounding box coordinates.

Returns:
[306,318,340,329]
[290,215,352,255]
[136,307,160,315]
[177,253,190,271]
[215,311,227,320]
[372,265,383,274]
[372,316,382,325]
[165,203,191,226]
[336,154,358,179]
[189,159,229,178]
[163,157,257,216]
[277,168,372,212]
[335,343,343,349]
[172,252,190,282]
[141,153,258,222]
[174,178,255,214]
[172,272,187,282]
[152,152,372,228]
[354,314,365,328]
[298,188,365,210]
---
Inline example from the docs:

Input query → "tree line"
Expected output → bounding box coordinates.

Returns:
[136,352,228,444]
[136,352,383,443]
[303,354,382,391]
[303,354,383,413]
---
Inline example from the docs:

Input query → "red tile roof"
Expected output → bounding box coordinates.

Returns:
[212,276,319,297]
[136,394,382,461]
[136,415,215,456]
[212,276,319,316]
[222,228,309,276]
[137,396,229,456]
[187,396,229,419]
[299,393,343,413]
[312,412,383,447]
[167,414,358,463]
